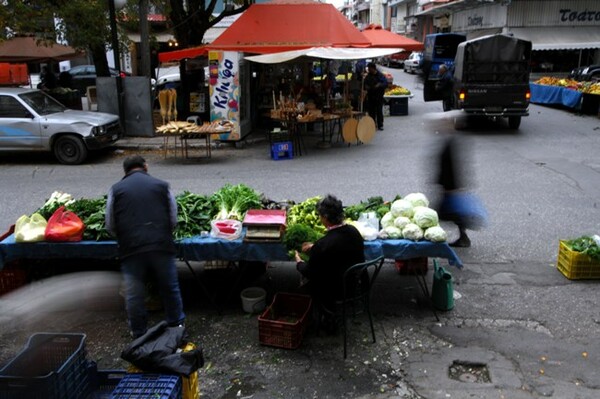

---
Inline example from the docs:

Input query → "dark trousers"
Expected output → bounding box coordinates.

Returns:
[367,95,384,128]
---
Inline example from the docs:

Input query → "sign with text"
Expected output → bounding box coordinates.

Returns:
[208,50,241,141]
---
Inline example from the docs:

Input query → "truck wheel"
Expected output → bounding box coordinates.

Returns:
[508,116,521,129]
[53,135,88,165]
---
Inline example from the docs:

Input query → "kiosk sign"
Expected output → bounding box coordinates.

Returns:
[209,50,240,140]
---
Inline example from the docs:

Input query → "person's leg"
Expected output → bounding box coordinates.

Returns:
[367,98,377,120]
[151,253,185,327]
[121,256,149,338]
[376,96,384,129]
[450,224,471,247]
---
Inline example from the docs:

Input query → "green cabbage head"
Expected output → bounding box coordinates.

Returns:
[412,206,439,229]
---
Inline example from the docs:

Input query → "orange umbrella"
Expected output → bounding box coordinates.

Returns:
[209,1,370,54]
[362,24,424,51]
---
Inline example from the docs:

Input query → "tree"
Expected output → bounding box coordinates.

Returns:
[157,0,254,48]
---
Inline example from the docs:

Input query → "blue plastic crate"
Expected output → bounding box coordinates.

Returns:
[84,362,126,399]
[111,374,182,399]
[0,333,88,399]
[270,141,293,160]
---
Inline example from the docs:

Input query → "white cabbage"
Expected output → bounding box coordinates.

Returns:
[380,211,395,229]
[424,226,447,242]
[390,199,414,218]
[402,223,424,241]
[383,226,403,239]
[412,207,439,229]
[394,216,411,230]
[403,192,430,208]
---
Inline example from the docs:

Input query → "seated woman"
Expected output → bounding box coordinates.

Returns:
[294,195,365,323]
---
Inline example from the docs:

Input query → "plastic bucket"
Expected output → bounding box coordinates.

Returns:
[240,287,267,314]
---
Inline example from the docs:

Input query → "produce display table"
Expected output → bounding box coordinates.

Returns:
[529,83,582,109]
[0,233,462,269]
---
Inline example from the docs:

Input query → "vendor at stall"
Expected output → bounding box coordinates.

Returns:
[294,195,365,330]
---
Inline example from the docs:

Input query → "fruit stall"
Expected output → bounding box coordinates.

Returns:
[530,77,600,115]
[383,84,413,116]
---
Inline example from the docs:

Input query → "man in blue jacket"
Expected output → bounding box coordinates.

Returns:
[363,62,388,131]
[106,155,185,338]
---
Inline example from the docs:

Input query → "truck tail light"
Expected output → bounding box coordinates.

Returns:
[459,90,466,101]
[525,90,531,100]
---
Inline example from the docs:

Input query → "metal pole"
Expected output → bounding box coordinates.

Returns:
[108,0,126,134]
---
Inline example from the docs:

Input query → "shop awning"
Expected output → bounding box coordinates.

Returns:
[361,24,424,51]
[158,46,208,63]
[509,27,600,50]
[208,1,371,54]
[244,47,402,64]
[0,36,81,62]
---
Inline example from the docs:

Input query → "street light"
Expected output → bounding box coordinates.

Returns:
[108,0,127,133]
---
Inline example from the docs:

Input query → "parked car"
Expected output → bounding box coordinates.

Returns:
[66,65,130,95]
[404,52,423,74]
[569,64,600,82]
[382,51,410,68]
[0,88,122,164]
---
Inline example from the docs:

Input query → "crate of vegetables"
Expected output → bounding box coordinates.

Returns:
[258,293,312,349]
[557,237,600,280]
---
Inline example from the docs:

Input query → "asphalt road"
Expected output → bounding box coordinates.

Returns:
[1,67,600,398]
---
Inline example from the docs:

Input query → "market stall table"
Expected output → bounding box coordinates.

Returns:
[384,94,414,116]
[0,233,462,269]
[529,83,582,109]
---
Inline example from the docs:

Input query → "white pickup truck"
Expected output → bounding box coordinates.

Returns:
[0,87,122,164]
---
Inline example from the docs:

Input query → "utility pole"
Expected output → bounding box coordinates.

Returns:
[139,0,151,78]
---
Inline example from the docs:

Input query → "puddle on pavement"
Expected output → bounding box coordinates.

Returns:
[448,360,492,383]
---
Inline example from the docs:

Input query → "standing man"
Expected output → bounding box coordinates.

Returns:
[106,155,185,339]
[436,64,454,112]
[363,62,388,131]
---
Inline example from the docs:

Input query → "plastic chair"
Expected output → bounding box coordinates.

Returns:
[319,255,385,359]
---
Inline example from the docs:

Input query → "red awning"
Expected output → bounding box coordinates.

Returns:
[158,46,207,63]
[0,36,82,63]
[362,24,424,51]
[208,1,371,54]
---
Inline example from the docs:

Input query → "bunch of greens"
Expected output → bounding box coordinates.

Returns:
[565,236,600,261]
[344,196,394,221]
[66,197,111,241]
[174,191,216,240]
[37,191,75,220]
[287,196,326,235]
[283,223,324,261]
[211,184,263,220]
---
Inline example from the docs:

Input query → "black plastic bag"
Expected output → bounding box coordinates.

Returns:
[121,321,204,376]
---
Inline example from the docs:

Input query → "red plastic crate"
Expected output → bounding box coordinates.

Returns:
[258,293,312,349]
[395,257,428,275]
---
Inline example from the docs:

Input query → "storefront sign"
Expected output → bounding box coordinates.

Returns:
[452,4,507,31]
[209,51,240,140]
[508,0,600,26]
[559,9,600,22]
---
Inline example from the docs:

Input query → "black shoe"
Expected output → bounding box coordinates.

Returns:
[450,237,471,248]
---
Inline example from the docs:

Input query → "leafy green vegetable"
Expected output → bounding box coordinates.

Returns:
[566,236,600,261]
[282,223,324,261]
[66,197,111,241]
[344,196,392,221]
[287,196,326,235]
[211,184,263,220]
[37,191,75,220]
[174,191,216,240]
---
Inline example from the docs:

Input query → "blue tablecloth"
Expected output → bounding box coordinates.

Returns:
[530,83,582,109]
[0,234,463,269]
